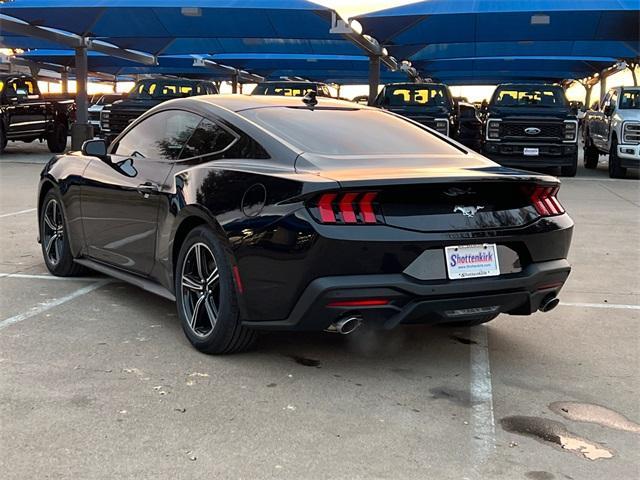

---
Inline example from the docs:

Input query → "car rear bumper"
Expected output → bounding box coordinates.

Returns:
[242,258,571,331]
[482,142,577,167]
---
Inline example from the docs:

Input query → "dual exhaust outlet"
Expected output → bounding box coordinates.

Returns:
[325,295,559,334]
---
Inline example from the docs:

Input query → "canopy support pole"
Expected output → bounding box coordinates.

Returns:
[61,68,69,94]
[71,44,93,150]
[630,63,638,86]
[231,73,239,94]
[368,55,380,106]
[585,84,593,109]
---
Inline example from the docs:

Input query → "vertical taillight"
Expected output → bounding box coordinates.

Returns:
[312,192,382,224]
[530,185,565,217]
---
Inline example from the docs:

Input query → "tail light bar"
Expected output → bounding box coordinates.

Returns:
[311,191,382,224]
[529,185,565,217]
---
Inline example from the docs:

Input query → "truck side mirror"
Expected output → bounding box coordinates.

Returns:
[603,104,614,116]
[81,139,108,160]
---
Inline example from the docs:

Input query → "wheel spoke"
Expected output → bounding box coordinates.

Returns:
[52,201,58,226]
[44,212,56,230]
[206,267,218,286]
[204,297,218,329]
[190,294,206,329]
[182,275,203,292]
[194,244,205,280]
[45,234,58,257]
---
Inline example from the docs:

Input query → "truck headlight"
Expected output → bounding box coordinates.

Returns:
[487,119,501,140]
[434,118,449,136]
[563,120,577,142]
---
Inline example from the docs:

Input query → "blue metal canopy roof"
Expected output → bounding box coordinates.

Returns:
[357,0,640,81]
[0,0,360,56]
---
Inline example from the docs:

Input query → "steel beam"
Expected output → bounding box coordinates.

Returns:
[71,46,93,150]
[368,55,381,106]
[0,14,84,48]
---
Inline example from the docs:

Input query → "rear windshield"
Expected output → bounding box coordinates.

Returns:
[252,83,318,97]
[384,85,450,107]
[492,86,567,107]
[240,107,461,155]
[619,91,640,109]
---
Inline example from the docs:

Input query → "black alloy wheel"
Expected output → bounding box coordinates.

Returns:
[608,137,627,179]
[47,121,68,153]
[175,226,256,354]
[39,190,85,276]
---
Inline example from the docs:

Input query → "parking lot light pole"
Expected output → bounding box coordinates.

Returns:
[368,55,380,106]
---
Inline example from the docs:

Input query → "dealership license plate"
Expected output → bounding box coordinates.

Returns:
[523,147,539,156]
[445,244,500,280]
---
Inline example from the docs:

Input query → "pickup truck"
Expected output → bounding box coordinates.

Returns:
[0,74,70,154]
[481,83,579,176]
[583,86,640,178]
[373,82,458,138]
[251,81,334,97]
[100,77,218,143]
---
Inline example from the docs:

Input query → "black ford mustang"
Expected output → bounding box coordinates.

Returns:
[38,95,573,354]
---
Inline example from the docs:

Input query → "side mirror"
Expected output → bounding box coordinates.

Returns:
[81,139,108,159]
[603,104,614,116]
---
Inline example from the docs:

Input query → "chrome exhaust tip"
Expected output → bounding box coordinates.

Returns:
[539,295,560,313]
[325,315,363,335]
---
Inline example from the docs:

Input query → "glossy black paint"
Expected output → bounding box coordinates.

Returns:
[38,95,574,330]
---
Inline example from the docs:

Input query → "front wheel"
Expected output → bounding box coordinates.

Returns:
[175,226,256,354]
[39,190,85,276]
[583,137,599,169]
[560,153,578,177]
[608,137,627,179]
[0,122,6,153]
[47,121,68,153]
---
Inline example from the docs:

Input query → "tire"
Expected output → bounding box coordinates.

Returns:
[175,225,256,354]
[583,136,599,169]
[47,121,68,153]
[608,137,627,179]
[560,152,578,177]
[439,314,499,328]
[0,121,6,154]
[39,189,86,277]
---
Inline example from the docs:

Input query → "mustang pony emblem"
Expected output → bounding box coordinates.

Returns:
[454,205,485,217]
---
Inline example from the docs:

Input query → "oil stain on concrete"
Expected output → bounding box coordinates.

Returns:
[525,471,555,480]
[500,415,614,461]
[549,401,640,434]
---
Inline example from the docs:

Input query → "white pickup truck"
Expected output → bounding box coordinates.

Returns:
[583,86,640,178]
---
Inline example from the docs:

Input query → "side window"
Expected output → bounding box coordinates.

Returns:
[114,110,201,160]
[180,118,237,159]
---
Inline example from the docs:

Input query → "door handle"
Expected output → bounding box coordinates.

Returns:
[137,182,160,198]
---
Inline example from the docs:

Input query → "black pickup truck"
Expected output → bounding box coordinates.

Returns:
[373,82,458,138]
[481,83,579,176]
[0,74,70,154]
[100,77,218,143]
[251,81,334,97]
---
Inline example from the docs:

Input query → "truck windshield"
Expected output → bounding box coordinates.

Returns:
[619,91,640,109]
[384,85,450,107]
[252,83,317,97]
[129,80,199,99]
[492,86,567,107]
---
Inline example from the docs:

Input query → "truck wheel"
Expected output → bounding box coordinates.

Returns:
[560,152,578,177]
[0,123,6,154]
[47,122,68,153]
[583,136,599,169]
[608,137,627,179]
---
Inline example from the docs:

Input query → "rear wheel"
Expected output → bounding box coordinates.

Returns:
[583,135,599,169]
[39,190,85,276]
[608,137,627,179]
[560,152,578,177]
[439,314,499,328]
[175,226,256,354]
[47,121,68,153]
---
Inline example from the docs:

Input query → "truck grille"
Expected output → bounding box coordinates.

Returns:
[101,109,143,134]
[623,122,640,144]
[500,122,563,141]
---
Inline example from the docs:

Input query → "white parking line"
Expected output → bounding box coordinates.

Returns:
[0,272,101,281]
[468,325,496,468]
[0,208,37,218]
[0,280,110,331]
[560,301,640,310]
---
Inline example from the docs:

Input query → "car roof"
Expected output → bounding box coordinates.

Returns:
[188,94,363,112]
